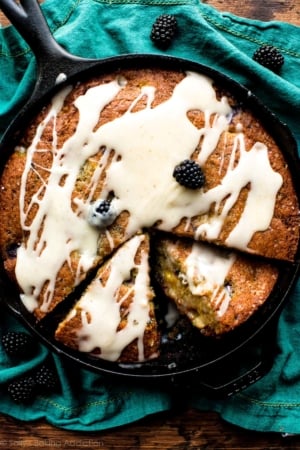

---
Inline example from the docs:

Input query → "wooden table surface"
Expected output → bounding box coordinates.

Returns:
[0,0,300,448]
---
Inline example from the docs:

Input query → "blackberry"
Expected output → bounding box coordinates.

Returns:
[2,331,36,357]
[88,198,117,228]
[150,14,178,49]
[6,242,20,258]
[95,199,111,214]
[7,376,36,403]
[173,159,205,189]
[253,45,284,72]
[34,364,59,391]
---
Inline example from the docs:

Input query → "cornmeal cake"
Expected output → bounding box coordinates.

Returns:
[0,67,298,361]
[55,233,160,362]
[154,236,279,336]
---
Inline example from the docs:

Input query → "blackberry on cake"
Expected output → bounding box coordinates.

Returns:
[88,198,118,228]
[173,159,205,189]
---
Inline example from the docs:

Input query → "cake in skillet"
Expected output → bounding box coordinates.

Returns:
[55,233,160,362]
[153,235,279,336]
[0,67,299,361]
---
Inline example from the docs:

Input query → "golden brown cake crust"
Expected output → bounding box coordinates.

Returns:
[154,236,279,336]
[172,115,299,261]
[0,67,298,362]
[0,69,188,319]
[55,234,160,362]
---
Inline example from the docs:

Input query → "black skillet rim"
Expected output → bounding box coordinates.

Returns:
[0,54,299,383]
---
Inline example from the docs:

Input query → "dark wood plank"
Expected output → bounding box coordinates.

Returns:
[1,0,300,27]
[204,0,300,24]
[0,0,299,448]
[0,409,299,449]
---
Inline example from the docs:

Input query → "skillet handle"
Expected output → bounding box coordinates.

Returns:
[0,0,96,100]
[169,319,278,398]
[198,321,277,397]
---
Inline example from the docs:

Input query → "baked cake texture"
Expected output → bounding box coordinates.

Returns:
[55,233,160,362]
[0,67,299,362]
[154,236,279,336]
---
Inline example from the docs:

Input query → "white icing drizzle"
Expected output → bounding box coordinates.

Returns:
[15,70,283,322]
[184,242,236,316]
[75,234,152,361]
[97,72,232,236]
[16,81,124,312]
[195,136,283,249]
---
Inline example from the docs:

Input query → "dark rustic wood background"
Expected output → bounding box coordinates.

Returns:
[1,0,300,448]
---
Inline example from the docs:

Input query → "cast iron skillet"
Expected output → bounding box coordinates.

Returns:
[0,0,299,397]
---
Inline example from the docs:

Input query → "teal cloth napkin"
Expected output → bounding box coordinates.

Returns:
[0,0,300,433]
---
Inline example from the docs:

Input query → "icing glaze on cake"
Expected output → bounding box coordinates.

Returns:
[77,234,152,361]
[154,236,279,335]
[14,72,283,314]
[55,233,159,362]
[0,67,298,361]
[184,242,236,317]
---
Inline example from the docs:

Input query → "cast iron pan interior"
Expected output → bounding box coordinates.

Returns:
[0,0,299,394]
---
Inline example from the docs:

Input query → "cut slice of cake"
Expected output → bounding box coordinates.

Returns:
[54,233,160,362]
[154,235,279,336]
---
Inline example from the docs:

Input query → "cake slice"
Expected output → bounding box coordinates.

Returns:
[154,235,279,336]
[54,233,160,362]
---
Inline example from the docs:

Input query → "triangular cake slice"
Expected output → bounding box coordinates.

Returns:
[55,233,160,363]
[154,235,279,336]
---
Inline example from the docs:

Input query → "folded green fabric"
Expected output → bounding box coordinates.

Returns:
[0,0,299,433]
